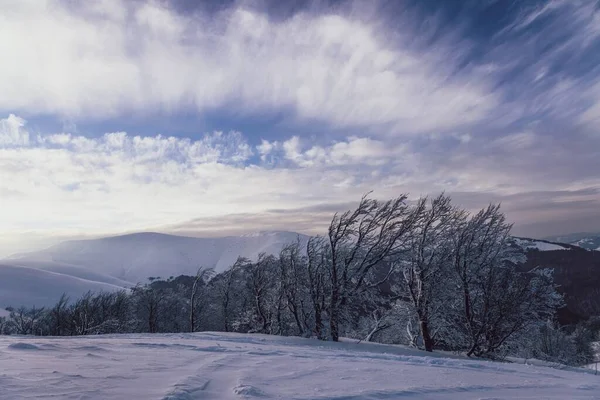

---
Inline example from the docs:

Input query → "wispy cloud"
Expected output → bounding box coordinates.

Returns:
[0,115,409,241]
[0,0,497,134]
[2,112,599,252]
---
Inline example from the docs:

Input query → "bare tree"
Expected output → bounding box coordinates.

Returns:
[213,257,248,332]
[48,293,70,336]
[7,305,46,335]
[132,284,166,333]
[451,204,562,357]
[306,236,329,339]
[190,267,214,332]
[247,254,277,333]
[325,193,421,341]
[400,194,463,351]
[278,241,311,336]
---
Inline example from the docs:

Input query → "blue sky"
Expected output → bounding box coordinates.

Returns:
[1,0,599,255]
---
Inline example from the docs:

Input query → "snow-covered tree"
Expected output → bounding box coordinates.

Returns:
[397,194,464,351]
[324,193,421,341]
[190,267,214,332]
[450,204,562,357]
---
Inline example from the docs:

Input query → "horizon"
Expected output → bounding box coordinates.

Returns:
[2,0,600,256]
[2,226,599,260]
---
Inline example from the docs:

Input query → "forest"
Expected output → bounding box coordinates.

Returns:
[1,194,598,366]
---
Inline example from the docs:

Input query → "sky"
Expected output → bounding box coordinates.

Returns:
[1,0,600,256]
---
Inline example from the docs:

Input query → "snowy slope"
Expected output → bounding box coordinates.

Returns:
[0,332,598,399]
[5,231,309,284]
[0,264,127,309]
[545,232,600,251]
[512,237,571,252]
[3,259,134,287]
[573,237,600,251]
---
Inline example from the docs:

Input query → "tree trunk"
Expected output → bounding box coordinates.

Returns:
[329,306,339,342]
[189,305,195,333]
[329,283,340,342]
[419,319,434,352]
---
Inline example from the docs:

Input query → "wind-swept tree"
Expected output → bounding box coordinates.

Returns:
[190,267,214,332]
[278,241,312,336]
[399,194,464,351]
[451,204,562,357]
[325,193,422,341]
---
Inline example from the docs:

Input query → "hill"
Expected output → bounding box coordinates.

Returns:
[0,263,126,309]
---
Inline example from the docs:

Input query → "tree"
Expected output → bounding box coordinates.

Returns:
[0,315,8,335]
[306,236,329,339]
[278,241,312,336]
[7,306,46,335]
[244,254,278,334]
[190,267,214,332]
[132,284,167,333]
[212,257,248,332]
[48,294,70,336]
[451,204,562,357]
[399,194,463,351]
[325,193,424,341]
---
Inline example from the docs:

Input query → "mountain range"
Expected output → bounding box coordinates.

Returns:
[0,231,309,310]
[1,231,599,325]
[544,232,600,251]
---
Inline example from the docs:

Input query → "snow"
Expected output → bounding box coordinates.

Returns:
[0,263,127,309]
[513,238,569,252]
[0,332,598,399]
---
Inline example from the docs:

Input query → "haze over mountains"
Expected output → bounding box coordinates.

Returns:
[0,231,309,309]
[0,230,598,314]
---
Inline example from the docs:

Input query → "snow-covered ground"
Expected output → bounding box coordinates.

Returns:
[0,333,598,399]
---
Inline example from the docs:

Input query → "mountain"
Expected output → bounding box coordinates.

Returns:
[544,232,600,251]
[0,231,309,310]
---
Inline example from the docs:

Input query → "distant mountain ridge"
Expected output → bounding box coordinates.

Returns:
[8,231,311,282]
[544,232,600,251]
[0,231,310,309]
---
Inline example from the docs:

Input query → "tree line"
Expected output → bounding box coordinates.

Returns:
[1,193,598,365]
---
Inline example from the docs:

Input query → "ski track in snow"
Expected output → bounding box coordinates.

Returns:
[0,332,599,399]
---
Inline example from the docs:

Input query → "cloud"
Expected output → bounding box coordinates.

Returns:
[0,115,411,244]
[0,114,29,146]
[0,0,497,134]
[483,0,600,130]
[1,113,598,254]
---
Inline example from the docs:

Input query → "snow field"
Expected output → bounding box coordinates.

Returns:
[0,332,599,399]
